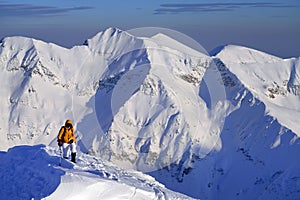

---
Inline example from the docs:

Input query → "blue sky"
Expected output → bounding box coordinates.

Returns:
[0,0,299,58]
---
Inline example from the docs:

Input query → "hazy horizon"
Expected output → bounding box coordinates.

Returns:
[1,0,299,58]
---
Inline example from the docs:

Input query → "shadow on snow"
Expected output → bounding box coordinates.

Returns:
[0,144,67,199]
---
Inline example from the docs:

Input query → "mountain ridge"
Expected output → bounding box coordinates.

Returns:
[0,27,299,199]
[214,46,300,136]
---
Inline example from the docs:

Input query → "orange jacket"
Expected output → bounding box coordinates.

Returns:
[57,119,76,143]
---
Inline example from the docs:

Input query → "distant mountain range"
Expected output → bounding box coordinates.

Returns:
[0,27,299,199]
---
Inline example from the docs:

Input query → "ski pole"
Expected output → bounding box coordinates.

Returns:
[59,146,62,166]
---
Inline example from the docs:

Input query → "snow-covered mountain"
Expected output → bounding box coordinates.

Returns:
[0,27,223,170]
[152,46,300,199]
[0,27,299,199]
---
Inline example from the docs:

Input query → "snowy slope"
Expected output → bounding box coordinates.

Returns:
[150,56,300,199]
[214,45,300,136]
[155,46,300,199]
[0,144,191,199]
[92,39,225,172]
[0,28,300,200]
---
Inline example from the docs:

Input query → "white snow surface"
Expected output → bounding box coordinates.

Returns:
[214,45,300,136]
[0,28,300,200]
[0,144,191,199]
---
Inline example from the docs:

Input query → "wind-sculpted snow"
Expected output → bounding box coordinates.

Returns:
[0,27,300,199]
[0,145,191,199]
[0,145,64,199]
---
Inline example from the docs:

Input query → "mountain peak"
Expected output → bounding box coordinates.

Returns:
[148,33,207,57]
[214,44,282,64]
[84,27,132,47]
[1,36,35,50]
[83,27,144,57]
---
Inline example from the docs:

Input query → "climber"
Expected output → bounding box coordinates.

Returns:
[57,119,77,163]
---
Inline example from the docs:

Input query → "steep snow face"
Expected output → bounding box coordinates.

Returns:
[214,46,300,136]
[0,37,66,148]
[93,48,222,172]
[150,57,300,199]
[0,36,96,150]
[83,29,227,172]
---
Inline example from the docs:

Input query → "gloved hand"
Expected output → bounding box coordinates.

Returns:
[57,139,63,146]
[68,139,74,144]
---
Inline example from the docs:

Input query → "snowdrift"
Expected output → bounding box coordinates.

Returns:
[0,144,190,199]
